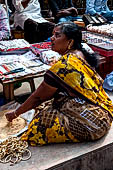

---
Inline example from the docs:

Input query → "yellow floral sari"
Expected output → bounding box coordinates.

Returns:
[21,53,113,146]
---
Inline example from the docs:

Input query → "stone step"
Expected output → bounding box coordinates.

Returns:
[1,123,113,170]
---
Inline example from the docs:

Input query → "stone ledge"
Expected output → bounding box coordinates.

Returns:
[1,123,113,170]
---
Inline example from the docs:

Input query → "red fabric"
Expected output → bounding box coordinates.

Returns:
[31,42,52,55]
[32,41,51,49]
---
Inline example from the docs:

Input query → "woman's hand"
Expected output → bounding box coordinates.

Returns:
[56,10,71,17]
[56,7,78,18]
[66,7,78,16]
[5,110,18,122]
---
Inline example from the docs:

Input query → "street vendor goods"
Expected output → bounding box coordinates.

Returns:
[86,24,113,37]
[0,39,30,52]
[83,14,107,25]
[0,110,27,140]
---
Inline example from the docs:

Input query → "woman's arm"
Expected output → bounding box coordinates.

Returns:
[5,81,57,121]
[66,7,78,16]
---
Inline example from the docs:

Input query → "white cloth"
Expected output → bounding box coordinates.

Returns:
[12,0,48,29]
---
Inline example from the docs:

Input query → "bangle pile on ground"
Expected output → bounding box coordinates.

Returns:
[0,137,31,165]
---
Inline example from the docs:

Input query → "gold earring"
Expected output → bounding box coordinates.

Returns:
[68,43,71,50]
[68,40,74,50]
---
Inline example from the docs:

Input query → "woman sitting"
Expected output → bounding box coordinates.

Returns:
[6,22,113,146]
[0,4,10,40]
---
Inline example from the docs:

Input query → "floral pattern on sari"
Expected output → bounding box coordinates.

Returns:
[21,53,113,145]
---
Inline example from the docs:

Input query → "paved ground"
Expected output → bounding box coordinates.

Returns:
[0,77,44,104]
[0,77,113,170]
[0,124,113,170]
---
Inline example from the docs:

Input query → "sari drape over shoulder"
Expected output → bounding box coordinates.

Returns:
[49,53,113,117]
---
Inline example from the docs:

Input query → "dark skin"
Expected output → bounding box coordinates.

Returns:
[56,7,78,18]
[5,82,57,122]
[21,0,31,8]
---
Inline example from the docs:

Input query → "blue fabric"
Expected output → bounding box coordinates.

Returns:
[86,0,113,21]
[103,71,113,91]
[102,11,113,21]
[58,16,82,23]
[0,97,5,106]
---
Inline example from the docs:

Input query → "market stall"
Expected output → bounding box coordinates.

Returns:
[0,39,60,101]
[0,38,62,164]
[82,22,113,79]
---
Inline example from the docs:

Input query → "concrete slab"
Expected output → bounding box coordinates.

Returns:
[1,124,113,170]
[14,77,44,97]
[1,77,113,170]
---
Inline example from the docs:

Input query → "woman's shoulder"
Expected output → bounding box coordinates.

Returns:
[74,50,85,59]
[64,50,85,60]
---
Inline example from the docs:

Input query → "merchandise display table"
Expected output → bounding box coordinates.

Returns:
[0,40,52,101]
[1,72,45,101]
[82,30,113,78]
